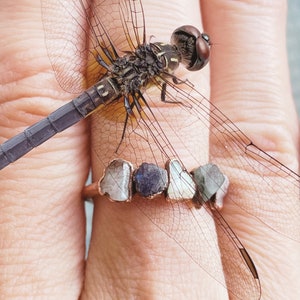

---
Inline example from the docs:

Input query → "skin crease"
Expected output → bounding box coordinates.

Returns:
[0,0,299,299]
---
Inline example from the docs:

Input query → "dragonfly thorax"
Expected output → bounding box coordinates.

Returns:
[110,43,181,94]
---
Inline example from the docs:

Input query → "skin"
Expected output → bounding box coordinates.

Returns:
[0,0,299,299]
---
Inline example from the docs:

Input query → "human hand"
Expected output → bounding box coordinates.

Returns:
[0,0,299,299]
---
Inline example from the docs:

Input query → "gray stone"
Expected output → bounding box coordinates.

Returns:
[192,163,228,206]
[99,159,133,202]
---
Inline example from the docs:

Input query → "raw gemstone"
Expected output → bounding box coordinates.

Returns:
[99,159,133,201]
[133,162,168,198]
[192,163,229,208]
[166,159,196,201]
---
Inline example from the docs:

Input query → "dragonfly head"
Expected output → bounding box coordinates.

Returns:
[171,25,210,71]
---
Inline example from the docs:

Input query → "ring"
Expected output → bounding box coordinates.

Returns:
[83,158,229,209]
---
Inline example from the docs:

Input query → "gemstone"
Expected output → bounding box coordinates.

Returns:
[133,162,168,198]
[99,159,133,201]
[166,159,196,201]
[192,163,229,208]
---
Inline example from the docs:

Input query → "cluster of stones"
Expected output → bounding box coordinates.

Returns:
[98,158,229,208]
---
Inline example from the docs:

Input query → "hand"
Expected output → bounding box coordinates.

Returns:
[0,0,299,299]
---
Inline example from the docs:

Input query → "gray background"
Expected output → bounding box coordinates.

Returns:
[287,0,300,116]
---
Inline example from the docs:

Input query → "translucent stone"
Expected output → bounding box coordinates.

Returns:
[99,159,133,202]
[166,159,196,201]
[133,163,168,198]
[192,163,229,208]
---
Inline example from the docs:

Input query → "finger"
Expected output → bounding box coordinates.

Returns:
[82,0,228,298]
[0,1,88,298]
[201,0,300,298]
[202,0,299,162]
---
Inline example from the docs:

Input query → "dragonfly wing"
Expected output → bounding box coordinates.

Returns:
[41,0,145,93]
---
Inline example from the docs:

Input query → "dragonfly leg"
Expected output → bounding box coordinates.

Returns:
[96,54,110,70]
[160,82,182,104]
[116,96,135,152]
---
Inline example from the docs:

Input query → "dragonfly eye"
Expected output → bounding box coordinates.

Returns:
[171,25,210,71]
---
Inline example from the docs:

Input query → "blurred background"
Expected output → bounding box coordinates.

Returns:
[287,0,300,115]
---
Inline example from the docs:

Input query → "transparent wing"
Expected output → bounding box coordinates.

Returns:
[92,75,299,242]
[41,0,145,93]
[90,78,264,298]
[90,72,299,296]
[134,199,261,299]
[41,0,90,93]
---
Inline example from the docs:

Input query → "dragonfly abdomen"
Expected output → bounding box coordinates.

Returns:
[0,78,119,169]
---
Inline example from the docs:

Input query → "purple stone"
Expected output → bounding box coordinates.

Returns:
[133,163,168,198]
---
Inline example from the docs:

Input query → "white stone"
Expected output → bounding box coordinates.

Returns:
[166,159,196,201]
[99,159,133,202]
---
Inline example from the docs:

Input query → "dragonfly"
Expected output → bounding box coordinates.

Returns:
[0,0,299,298]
